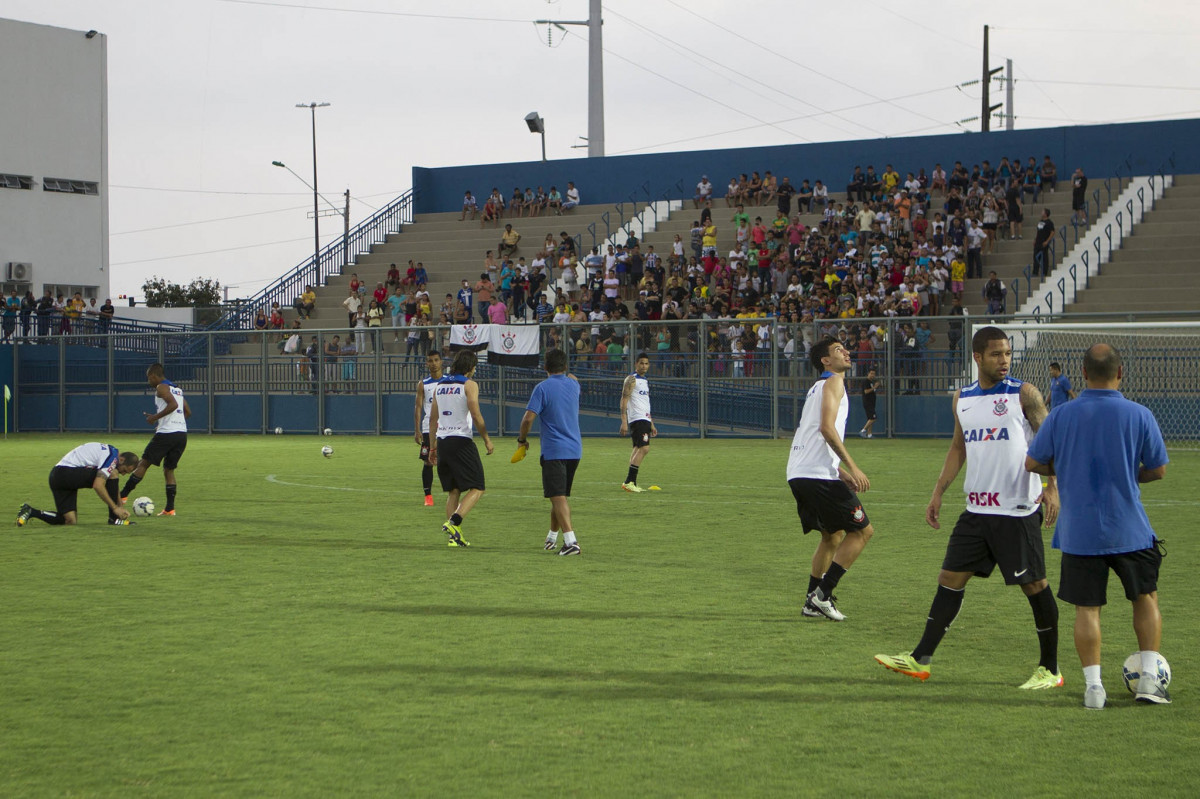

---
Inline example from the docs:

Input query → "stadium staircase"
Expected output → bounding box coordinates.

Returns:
[1051,174,1200,314]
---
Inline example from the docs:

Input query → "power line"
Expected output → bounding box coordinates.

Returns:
[1022,79,1200,92]
[663,0,948,130]
[112,184,309,196]
[609,85,960,155]
[111,234,329,266]
[214,0,529,24]
[603,9,879,140]
[556,30,813,146]
[111,190,400,236]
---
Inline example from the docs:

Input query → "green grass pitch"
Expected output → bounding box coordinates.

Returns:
[2,434,1198,797]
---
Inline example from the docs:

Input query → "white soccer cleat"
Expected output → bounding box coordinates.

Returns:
[803,591,845,622]
[1083,684,1107,709]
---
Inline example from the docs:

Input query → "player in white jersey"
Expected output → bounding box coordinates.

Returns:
[119,363,191,516]
[619,353,657,492]
[414,351,444,507]
[17,443,139,526]
[875,326,1062,689]
[429,350,494,547]
[787,338,875,622]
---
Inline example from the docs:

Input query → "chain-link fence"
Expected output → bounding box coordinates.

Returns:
[10,313,1197,438]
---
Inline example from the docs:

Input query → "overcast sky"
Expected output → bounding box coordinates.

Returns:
[4,0,1199,301]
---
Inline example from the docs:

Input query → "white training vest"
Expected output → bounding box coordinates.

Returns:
[421,376,439,434]
[956,377,1041,517]
[433,375,473,439]
[57,443,120,478]
[155,380,188,434]
[787,372,848,481]
[625,374,652,423]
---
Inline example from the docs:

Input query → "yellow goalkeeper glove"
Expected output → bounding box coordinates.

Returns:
[511,439,529,463]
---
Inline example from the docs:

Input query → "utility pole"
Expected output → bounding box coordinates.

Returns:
[981,26,1002,133]
[536,0,604,157]
[1005,58,1015,131]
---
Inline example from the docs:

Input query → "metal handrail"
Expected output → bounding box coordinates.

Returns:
[209,187,418,331]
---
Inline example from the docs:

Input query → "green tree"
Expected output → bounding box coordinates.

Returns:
[142,276,222,307]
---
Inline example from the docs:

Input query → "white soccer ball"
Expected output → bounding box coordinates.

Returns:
[1122,651,1171,694]
[132,496,155,517]
[321,445,334,458]
[274,426,283,435]
[322,427,333,436]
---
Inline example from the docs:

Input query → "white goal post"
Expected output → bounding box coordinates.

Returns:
[973,321,1200,441]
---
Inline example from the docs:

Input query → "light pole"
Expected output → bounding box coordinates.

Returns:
[296,101,330,281]
[525,112,546,161]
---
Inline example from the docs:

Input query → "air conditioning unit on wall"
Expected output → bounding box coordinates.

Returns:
[7,262,32,281]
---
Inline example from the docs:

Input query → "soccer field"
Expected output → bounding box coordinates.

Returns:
[2,434,1197,797]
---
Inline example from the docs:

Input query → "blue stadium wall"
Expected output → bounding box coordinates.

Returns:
[412,119,1196,214]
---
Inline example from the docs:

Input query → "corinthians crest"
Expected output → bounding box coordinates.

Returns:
[993,398,1009,417]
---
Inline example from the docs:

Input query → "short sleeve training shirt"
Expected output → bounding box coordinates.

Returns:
[526,374,582,460]
[1027,389,1168,555]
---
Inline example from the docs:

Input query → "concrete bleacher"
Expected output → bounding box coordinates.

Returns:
[1066,174,1200,313]
[248,168,1191,363]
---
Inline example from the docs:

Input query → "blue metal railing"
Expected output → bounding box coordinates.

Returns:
[209,188,419,331]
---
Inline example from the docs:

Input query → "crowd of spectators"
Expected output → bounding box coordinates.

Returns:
[461,182,581,226]
[3,289,116,343]
[269,152,1080,389]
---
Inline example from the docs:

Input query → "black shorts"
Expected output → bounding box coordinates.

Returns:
[435,436,485,492]
[1058,545,1163,606]
[540,457,579,498]
[142,432,187,470]
[942,510,1045,585]
[417,432,430,461]
[862,397,877,421]
[629,419,653,448]
[788,477,870,535]
[48,465,115,515]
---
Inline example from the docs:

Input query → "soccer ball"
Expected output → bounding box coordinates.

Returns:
[132,496,155,517]
[274,427,283,435]
[1122,651,1171,694]
[321,445,334,458]
[323,427,332,436]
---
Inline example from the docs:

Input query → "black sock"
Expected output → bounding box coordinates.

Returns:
[1027,586,1059,673]
[422,465,433,495]
[912,584,966,662]
[807,574,821,595]
[815,562,847,600]
[625,464,639,485]
[164,484,177,512]
[450,513,463,527]
[33,509,66,525]
[121,473,143,498]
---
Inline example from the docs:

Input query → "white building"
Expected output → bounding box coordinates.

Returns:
[0,17,108,303]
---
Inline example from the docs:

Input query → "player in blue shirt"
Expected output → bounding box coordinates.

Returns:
[1047,362,1076,408]
[1026,343,1170,708]
[515,349,584,555]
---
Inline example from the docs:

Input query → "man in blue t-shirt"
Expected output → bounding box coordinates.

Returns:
[516,349,583,556]
[1047,362,1076,408]
[1025,343,1170,709]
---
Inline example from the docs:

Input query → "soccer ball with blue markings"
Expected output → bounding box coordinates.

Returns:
[1122,651,1171,694]
[321,445,334,458]
[132,496,155,517]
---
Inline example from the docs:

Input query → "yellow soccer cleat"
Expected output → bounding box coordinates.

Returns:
[510,442,528,463]
[1018,666,1064,690]
[874,652,931,681]
[621,482,645,493]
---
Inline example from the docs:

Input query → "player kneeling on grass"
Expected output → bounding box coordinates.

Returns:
[787,337,876,622]
[429,350,493,547]
[515,349,583,555]
[17,443,139,527]
[874,326,1063,689]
